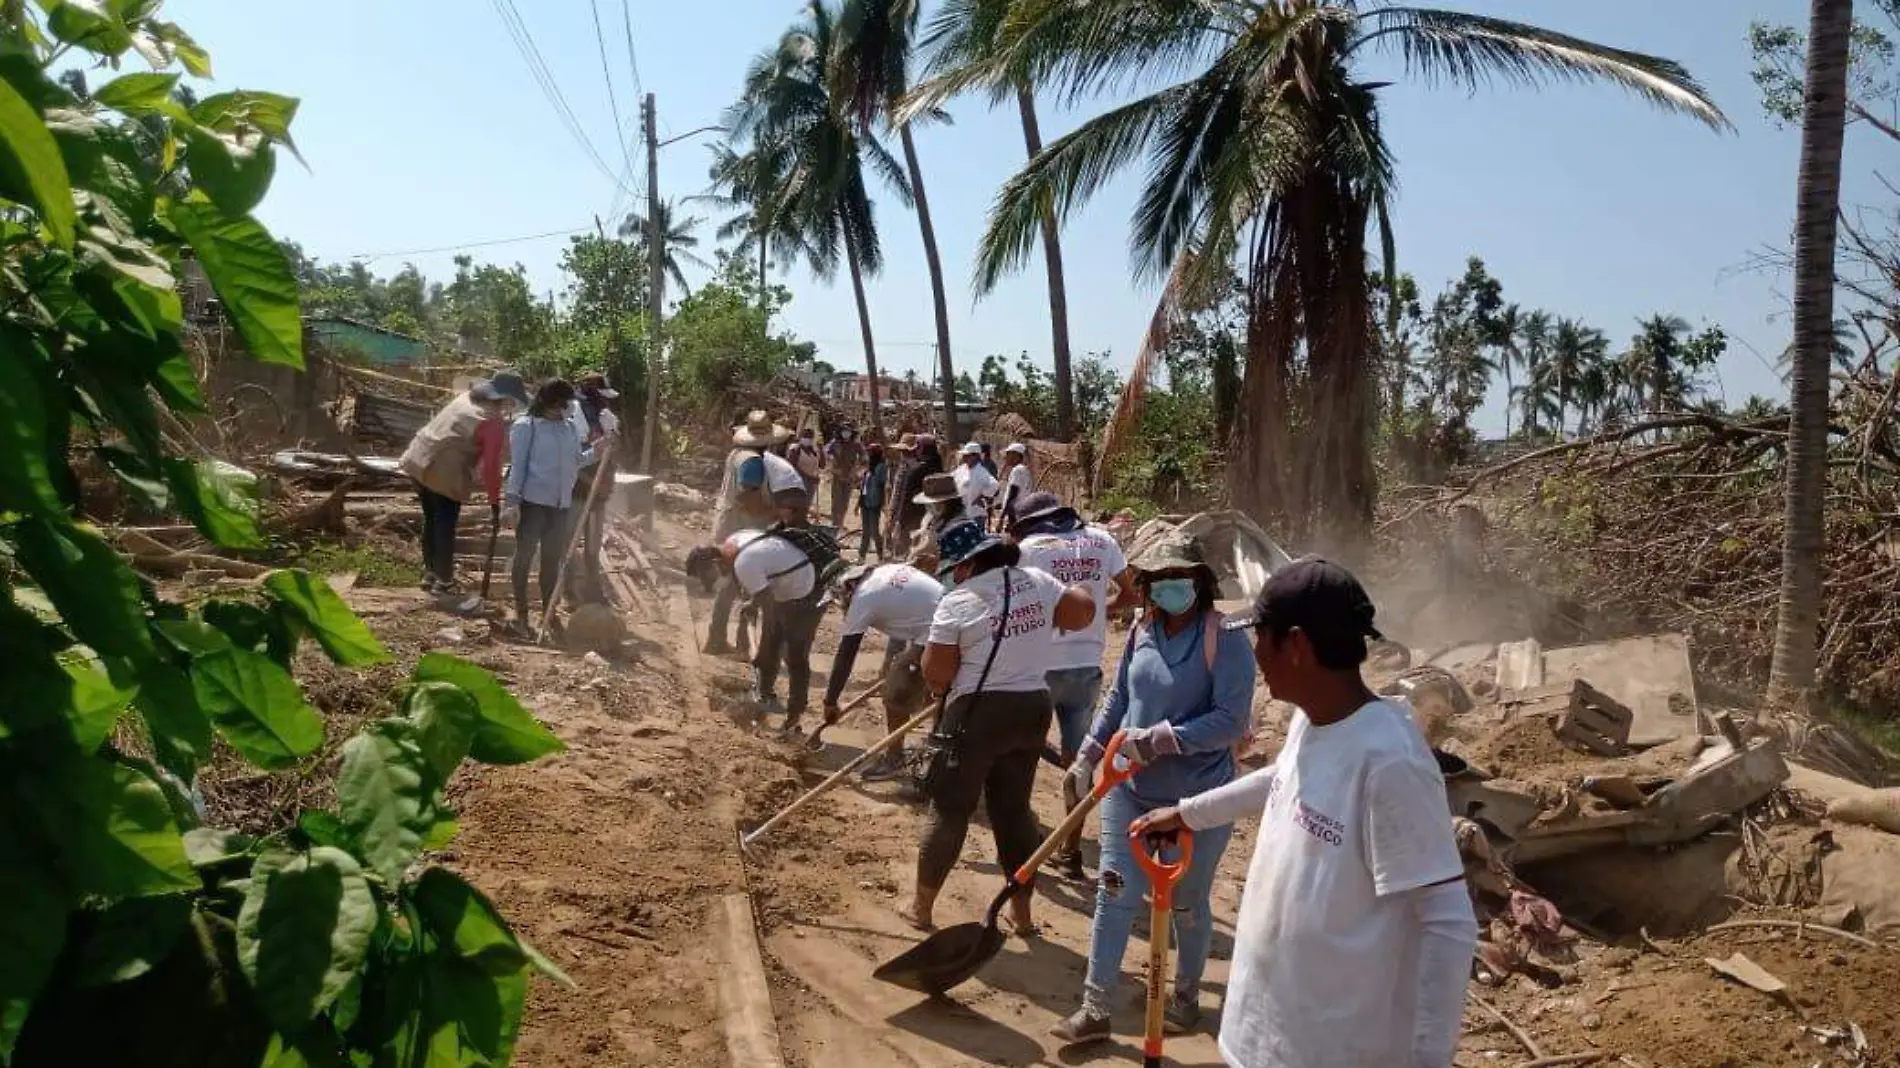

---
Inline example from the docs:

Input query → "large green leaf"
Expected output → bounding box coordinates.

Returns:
[129,19,211,76]
[164,193,302,369]
[259,1024,348,1068]
[43,0,134,55]
[402,682,478,783]
[68,892,192,987]
[165,457,265,549]
[190,648,324,769]
[407,868,524,975]
[58,653,136,752]
[0,69,76,248]
[201,598,299,665]
[236,848,377,1033]
[263,570,390,667]
[0,826,66,1064]
[12,516,153,660]
[193,90,302,161]
[131,656,214,780]
[51,106,152,228]
[91,71,181,114]
[412,655,563,765]
[183,125,274,215]
[151,348,203,411]
[335,723,430,884]
[418,955,529,1066]
[12,752,198,898]
[0,328,65,514]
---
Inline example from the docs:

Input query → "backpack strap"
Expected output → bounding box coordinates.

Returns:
[1203,610,1223,672]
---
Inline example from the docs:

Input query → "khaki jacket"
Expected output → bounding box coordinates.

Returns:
[399,394,488,500]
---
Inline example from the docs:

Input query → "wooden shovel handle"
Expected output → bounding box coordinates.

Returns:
[1010,730,1132,884]
[741,698,940,849]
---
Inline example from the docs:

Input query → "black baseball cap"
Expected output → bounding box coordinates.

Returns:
[1223,557,1383,643]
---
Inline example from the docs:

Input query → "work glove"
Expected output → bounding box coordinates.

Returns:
[1115,722,1182,768]
[1062,756,1096,810]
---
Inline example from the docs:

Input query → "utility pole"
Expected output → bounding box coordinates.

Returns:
[640,93,664,476]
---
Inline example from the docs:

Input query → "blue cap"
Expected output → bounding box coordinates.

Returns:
[936,519,1003,576]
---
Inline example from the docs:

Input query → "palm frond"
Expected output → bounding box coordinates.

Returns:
[974,86,1181,293]
[1353,7,1732,130]
[1095,250,1193,488]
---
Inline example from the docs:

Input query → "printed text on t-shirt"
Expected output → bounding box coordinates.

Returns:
[1292,799,1345,846]
[1044,555,1103,585]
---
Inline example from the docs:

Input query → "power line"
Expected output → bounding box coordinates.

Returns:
[620,0,643,132]
[347,226,594,263]
[588,0,632,177]
[490,0,634,196]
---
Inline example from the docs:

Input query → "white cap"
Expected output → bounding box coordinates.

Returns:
[1004,442,1027,456]
[960,441,983,456]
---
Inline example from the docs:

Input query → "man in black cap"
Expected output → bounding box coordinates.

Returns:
[1131,558,1476,1068]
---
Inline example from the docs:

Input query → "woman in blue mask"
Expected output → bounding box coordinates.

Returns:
[1052,530,1257,1045]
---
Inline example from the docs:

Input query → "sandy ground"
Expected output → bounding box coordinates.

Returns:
[309,503,1900,1068]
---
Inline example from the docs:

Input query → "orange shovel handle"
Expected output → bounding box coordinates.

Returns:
[1131,826,1194,908]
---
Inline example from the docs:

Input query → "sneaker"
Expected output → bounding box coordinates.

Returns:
[421,575,442,593]
[1050,1008,1111,1045]
[1052,848,1085,883]
[1163,992,1202,1035]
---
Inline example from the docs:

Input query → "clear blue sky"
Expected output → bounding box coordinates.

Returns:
[170,0,1887,431]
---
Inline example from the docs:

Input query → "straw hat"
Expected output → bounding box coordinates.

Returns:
[912,472,960,505]
[732,409,792,447]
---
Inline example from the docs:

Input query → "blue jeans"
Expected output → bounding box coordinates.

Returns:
[1045,666,1103,759]
[1084,786,1233,1012]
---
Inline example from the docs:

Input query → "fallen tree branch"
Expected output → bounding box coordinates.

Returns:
[1516,1054,1605,1068]
[1471,993,1544,1060]
[1701,919,1882,950]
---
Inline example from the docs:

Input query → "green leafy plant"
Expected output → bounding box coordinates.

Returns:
[0,6,565,1065]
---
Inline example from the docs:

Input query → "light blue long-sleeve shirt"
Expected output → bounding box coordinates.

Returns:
[1088,611,1257,807]
[504,415,595,509]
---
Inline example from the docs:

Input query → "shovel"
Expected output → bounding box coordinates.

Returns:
[480,501,500,599]
[873,731,1135,996]
[1134,826,1195,1068]
[740,697,942,853]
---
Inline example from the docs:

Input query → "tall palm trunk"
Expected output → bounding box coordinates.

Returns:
[899,124,958,443]
[1017,85,1075,440]
[1502,357,1514,438]
[758,235,769,321]
[1770,0,1853,707]
[843,222,884,433]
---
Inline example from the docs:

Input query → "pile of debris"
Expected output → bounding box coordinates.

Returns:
[1346,629,1900,995]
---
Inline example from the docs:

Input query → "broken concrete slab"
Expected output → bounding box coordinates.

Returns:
[1502,679,1635,757]
[1429,641,1497,675]
[1629,740,1790,846]
[1496,638,1544,692]
[1507,632,1702,747]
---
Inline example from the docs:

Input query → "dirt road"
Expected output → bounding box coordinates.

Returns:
[329,511,1900,1068]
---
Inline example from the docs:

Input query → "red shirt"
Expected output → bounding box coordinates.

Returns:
[474,416,506,503]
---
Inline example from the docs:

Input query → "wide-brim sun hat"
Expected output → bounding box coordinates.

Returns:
[935,519,1003,577]
[912,472,960,505]
[733,409,793,447]
[1129,529,1218,583]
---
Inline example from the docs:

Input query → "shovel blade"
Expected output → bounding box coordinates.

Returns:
[872,920,1006,996]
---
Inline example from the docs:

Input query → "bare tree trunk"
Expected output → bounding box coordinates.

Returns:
[1502,357,1514,439]
[843,224,883,434]
[1769,0,1853,708]
[899,124,958,444]
[1017,86,1075,441]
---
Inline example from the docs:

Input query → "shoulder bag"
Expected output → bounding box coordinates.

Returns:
[912,567,1013,798]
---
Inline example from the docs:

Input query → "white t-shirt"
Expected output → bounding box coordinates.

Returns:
[842,565,943,644]
[761,451,805,495]
[731,530,816,603]
[952,462,998,510]
[927,566,1067,702]
[1005,463,1033,499]
[1016,525,1126,671]
[1179,700,1464,1068]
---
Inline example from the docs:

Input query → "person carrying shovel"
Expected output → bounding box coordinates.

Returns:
[815,562,942,779]
[905,519,1095,933]
[1129,559,1478,1068]
[1051,530,1254,1044]
[501,378,597,640]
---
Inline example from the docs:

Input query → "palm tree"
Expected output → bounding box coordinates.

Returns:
[1546,317,1610,436]
[909,0,1078,440]
[831,0,964,442]
[1771,0,1853,707]
[728,1,914,431]
[1494,303,1524,438]
[618,200,709,298]
[1622,313,1695,417]
[1516,309,1554,436]
[704,139,815,320]
[906,1,1727,542]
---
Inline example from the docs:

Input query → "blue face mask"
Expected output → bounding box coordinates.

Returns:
[1149,578,1198,616]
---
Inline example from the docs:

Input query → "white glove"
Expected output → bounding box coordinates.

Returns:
[1116,722,1181,768]
[1062,757,1096,808]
